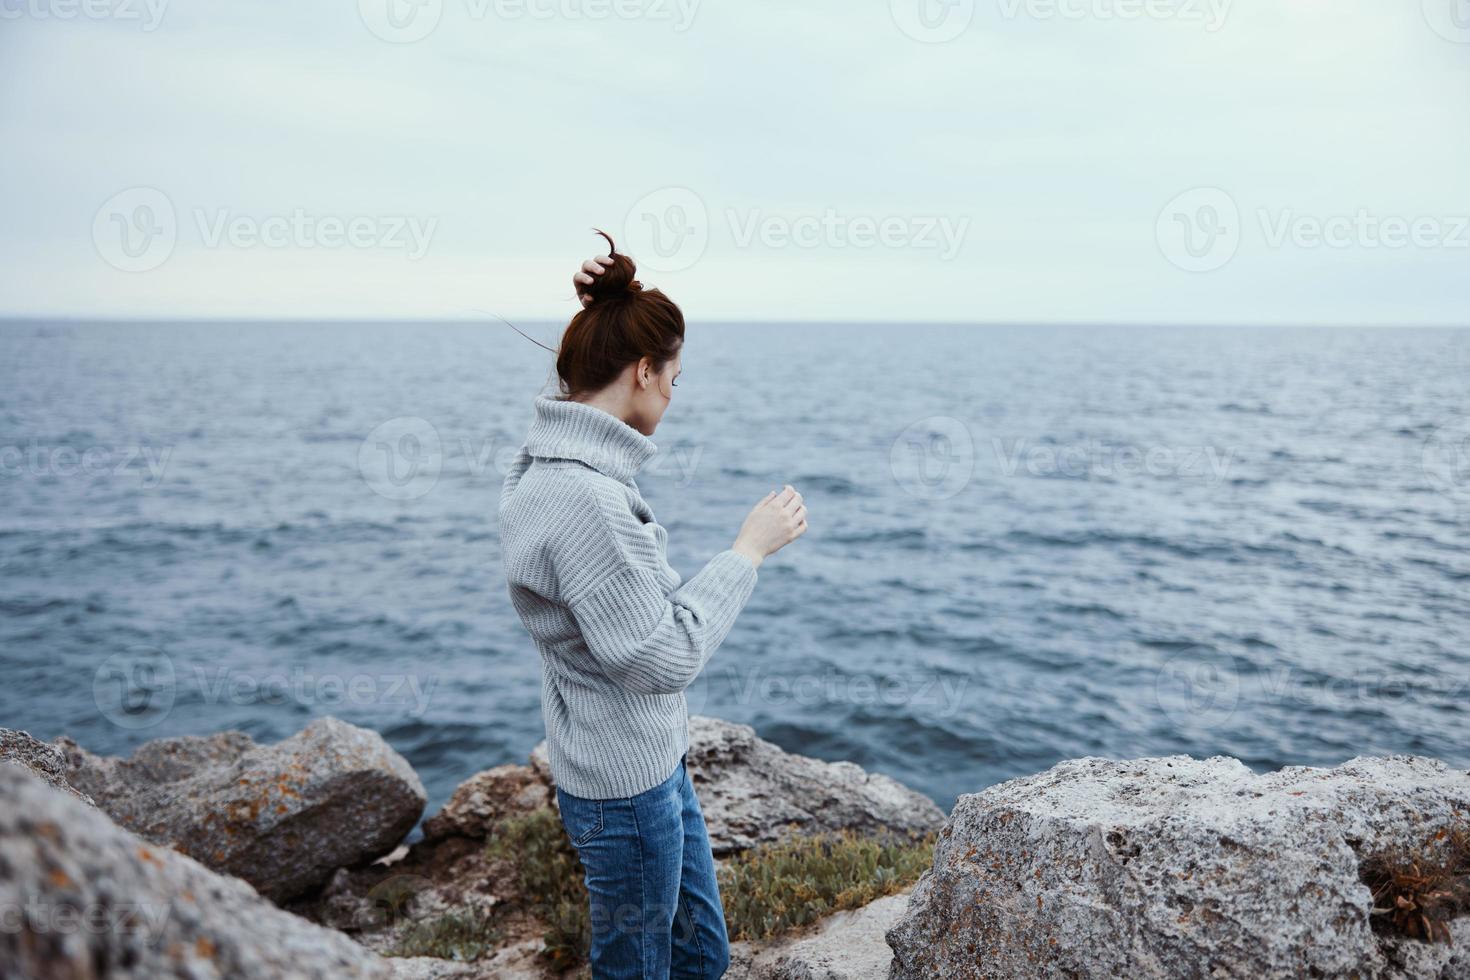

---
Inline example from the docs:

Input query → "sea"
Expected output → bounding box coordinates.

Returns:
[1,320,1467,828]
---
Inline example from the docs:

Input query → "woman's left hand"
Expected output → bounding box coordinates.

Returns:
[573,254,614,307]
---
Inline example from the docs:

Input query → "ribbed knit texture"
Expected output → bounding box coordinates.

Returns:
[498,394,760,799]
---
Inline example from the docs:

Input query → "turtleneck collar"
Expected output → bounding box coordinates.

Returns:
[523,394,657,483]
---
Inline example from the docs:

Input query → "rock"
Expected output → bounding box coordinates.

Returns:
[0,727,96,808]
[886,754,1470,980]
[0,762,406,979]
[532,716,945,856]
[53,716,427,902]
[731,890,912,980]
[421,764,552,842]
[310,764,549,946]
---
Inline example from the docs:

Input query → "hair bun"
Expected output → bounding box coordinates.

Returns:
[585,229,641,303]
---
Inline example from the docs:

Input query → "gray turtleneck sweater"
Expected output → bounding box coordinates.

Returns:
[498,394,759,799]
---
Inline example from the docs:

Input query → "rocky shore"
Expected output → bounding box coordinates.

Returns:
[2,718,1467,979]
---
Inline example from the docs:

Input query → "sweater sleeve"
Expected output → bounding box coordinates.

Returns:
[557,484,759,695]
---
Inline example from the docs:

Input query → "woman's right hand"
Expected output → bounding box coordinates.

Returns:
[732,485,807,568]
[573,254,614,307]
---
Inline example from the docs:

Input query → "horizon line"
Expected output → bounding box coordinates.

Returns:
[2,315,1468,330]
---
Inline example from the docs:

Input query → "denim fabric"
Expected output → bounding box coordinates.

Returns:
[555,753,730,979]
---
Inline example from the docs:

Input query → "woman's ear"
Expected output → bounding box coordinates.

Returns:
[637,356,654,388]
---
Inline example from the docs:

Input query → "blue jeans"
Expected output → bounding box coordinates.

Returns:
[555,753,730,979]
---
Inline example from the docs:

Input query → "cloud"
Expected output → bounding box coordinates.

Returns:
[1,0,1466,323]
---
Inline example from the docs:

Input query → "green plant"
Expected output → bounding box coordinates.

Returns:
[387,907,502,961]
[486,808,590,969]
[718,830,936,941]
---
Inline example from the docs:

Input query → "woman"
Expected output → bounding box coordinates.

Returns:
[498,232,807,979]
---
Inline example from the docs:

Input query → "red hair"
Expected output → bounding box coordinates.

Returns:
[556,231,684,398]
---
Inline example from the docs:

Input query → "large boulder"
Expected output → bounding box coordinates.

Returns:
[0,763,463,979]
[532,716,945,855]
[52,716,426,902]
[1,727,96,808]
[886,755,1470,979]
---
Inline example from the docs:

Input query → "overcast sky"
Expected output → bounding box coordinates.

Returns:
[2,0,1467,324]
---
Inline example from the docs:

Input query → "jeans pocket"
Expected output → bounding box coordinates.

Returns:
[557,789,604,846]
